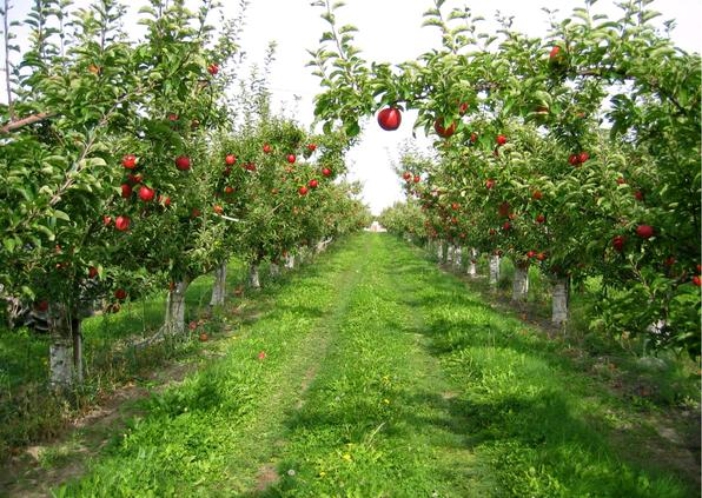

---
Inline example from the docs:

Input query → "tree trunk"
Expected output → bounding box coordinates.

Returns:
[467,248,478,277]
[249,263,261,289]
[453,246,462,269]
[437,241,443,261]
[551,277,570,327]
[49,304,73,389]
[285,253,295,270]
[441,243,449,264]
[489,254,501,287]
[209,262,227,307]
[512,265,530,302]
[72,318,83,385]
[163,278,190,336]
[270,263,280,277]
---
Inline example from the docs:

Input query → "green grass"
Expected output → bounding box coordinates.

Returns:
[47,234,697,497]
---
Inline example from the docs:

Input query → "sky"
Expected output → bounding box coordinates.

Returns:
[3,0,701,215]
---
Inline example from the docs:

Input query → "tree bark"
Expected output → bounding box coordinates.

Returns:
[163,278,190,335]
[209,262,227,307]
[72,318,83,384]
[489,254,501,287]
[453,246,462,269]
[441,242,449,264]
[49,304,73,389]
[551,277,570,327]
[512,265,530,302]
[270,263,280,277]
[249,263,261,289]
[467,248,478,277]
[285,253,295,270]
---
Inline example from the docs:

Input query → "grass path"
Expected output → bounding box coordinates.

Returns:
[43,234,698,497]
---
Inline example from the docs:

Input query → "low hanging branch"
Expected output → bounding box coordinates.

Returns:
[0,112,52,134]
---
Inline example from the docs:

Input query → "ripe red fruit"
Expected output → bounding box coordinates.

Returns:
[138,185,155,202]
[532,190,543,200]
[322,167,332,177]
[485,179,496,190]
[258,351,266,360]
[616,177,627,185]
[402,171,412,181]
[127,173,143,184]
[470,132,478,143]
[122,154,137,169]
[298,185,309,196]
[458,102,469,115]
[578,151,589,164]
[496,134,507,146]
[225,154,236,166]
[287,154,296,164]
[263,143,272,153]
[612,235,626,252]
[434,118,456,138]
[36,300,49,312]
[697,264,701,273]
[88,266,99,278]
[103,215,112,226]
[213,205,224,215]
[664,256,676,266]
[121,183,132,198]
[307,144,317,152]
[451,202,460,211]
[502,221,511,231]
[167,113,179,122]
[527,250,536,259]
[114,288,127,300]
[636,224,654,239]
[308,179,319,189]
[536,252,547,261]
[224,186,234,194]
[175,155,191,171]
[157,195,171,207]
[115,215,130,231]
[536,214,546,224]
[413,175,420,183]
[191,208,201,218]
[569,154,580,166]
[634,190,644,201]
[377,106,402,131]
[498,201,511,218]
[207,63,219,75]
[245,162,256,172]
[549,46,561,59]
[693,275,701,287]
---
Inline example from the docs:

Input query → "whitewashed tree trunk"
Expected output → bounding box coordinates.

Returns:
[163,279,190,335]
[209,262,227,307]
[467,248,478,277]
[489,254,501,286]
[270,263,280,277]
[436,241,443,260]
[551,277,570,327]
[454,246,462,269]
[285,254,295,270]
[49,304,73,389]
[512,266,530,302]
[249,263,261,289]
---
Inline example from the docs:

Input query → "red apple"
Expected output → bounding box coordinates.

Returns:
[636,224,654,239]
[103,215,112,226]
[191,208,201,218]
[167,113,179,122]
[434,118,456,138]
[664,256,676,266]
[115,215,130,231]
[213,205,223,215]
[157,195,171,207]
[224,186,234,194]
[402,171,412,181]
[486,178,496,190]
[458,102,469,115]
[634,190,644,201]
[122,154,137,169]
[451,202,460,211]
[536,214,546,224]
[502,221,511,231]
[225,154,236,166]
[496,134,507,146]
[175,155,191,171]
[287,154,296,164]
[307,144,317,152]
[693,275,701,287]
[470,132,478,144]
[413,175,420,183]
[322,167,332,177]
[532,190,543,200]
[114,288,127,300]
[536,252,547,261]
[138,185,155,202]
[377,106,402,131]
[309,179,319,189]
[612,235,626,252]
[549,46,561,59]
[207,63,219,75]
[35,300,49,312]
[616,177,627,185]
[258,351,266,360]
[569,154,580,166]
[263,143,272,154]
[127,173,143,184]
[88,266,99,278]
[121,183,132,198]
[527,250,536,259]
[298,185,309,196]
[578,151,590,164]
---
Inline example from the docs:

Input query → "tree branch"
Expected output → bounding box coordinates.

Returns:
[0,112,52,134]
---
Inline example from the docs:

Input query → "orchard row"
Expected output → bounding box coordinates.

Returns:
[0,0,370,387]
[310,0,700,357]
